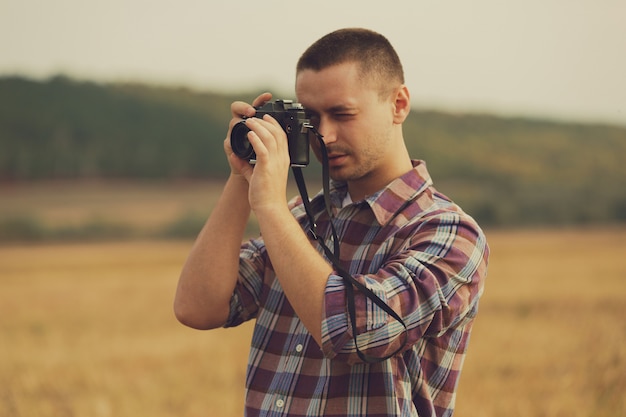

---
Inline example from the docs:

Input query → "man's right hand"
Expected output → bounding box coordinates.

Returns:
[224,92,273,177]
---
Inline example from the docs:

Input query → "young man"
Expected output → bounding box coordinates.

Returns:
[174,28,489,416]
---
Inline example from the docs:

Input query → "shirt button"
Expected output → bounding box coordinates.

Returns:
[295,344,303,353]
[276,398,285,408]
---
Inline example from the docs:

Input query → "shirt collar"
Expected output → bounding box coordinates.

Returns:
[322,160,433,225]
[327,160,433,226]
[367,160,433,225]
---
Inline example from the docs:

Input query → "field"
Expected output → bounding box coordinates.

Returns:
[1,182,625,416]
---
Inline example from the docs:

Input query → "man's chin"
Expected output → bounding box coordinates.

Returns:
[328,166,352,183]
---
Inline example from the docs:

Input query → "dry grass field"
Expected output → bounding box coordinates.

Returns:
[1,182,625,416]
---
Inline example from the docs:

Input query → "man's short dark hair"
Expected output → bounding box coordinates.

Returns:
[296,28,405,93]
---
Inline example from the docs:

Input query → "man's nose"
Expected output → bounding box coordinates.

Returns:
[318,120,337,145]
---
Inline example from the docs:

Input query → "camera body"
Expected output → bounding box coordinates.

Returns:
[230,99,311,167]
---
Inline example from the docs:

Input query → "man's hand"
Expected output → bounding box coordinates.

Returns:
[240,114,292,214]
[224,92,273,178]
[225,92,292,215]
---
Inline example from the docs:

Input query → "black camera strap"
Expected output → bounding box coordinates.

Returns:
[291,130,407,364]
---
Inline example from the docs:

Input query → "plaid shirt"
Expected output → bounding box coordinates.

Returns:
[225,160,489,417]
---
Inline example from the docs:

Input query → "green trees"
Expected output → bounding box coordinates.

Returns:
[1,75,625,227]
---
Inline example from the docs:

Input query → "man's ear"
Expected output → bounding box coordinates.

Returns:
[392,85,411,124]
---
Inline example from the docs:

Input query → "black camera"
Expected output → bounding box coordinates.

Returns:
[230,99,311,167]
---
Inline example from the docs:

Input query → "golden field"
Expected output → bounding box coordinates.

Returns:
[1,182,625,416]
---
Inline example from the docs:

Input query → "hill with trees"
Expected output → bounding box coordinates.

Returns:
[1,75,625,227]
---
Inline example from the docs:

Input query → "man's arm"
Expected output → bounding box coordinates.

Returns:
[175,97,336,344]
[255,203,333,347]
[173,174,251,329]
[174,93,272,330]
[238,116,334,347]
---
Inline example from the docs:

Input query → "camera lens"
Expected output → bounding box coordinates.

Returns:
[230,121,256,161]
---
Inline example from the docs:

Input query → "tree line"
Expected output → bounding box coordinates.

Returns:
[1,75,625,227]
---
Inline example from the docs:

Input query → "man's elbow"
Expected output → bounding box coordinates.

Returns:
[173,300,227,330]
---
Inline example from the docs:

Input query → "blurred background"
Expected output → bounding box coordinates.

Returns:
[1,1,625,416]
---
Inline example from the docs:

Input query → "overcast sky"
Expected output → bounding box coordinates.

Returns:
[2,0,625,125]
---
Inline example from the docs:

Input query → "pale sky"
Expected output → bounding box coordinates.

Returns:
[1,0,625,125]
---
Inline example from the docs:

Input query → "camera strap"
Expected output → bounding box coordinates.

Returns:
[291,130,407,364]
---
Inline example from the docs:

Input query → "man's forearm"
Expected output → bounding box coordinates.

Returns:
[255,204,333,347]
[174,175,251,329]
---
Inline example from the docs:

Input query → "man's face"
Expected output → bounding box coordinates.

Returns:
[296,62,400,189]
